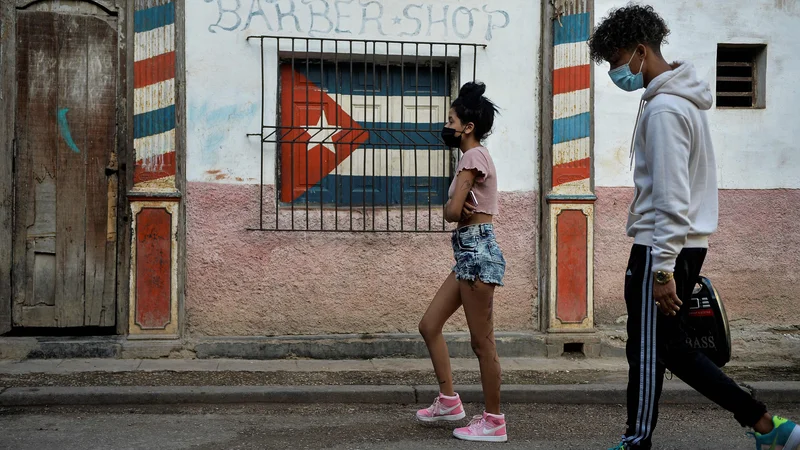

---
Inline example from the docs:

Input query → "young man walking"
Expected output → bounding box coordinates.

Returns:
[588,4,799,449]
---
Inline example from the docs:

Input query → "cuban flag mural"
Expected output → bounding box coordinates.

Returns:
[278,62,452,206]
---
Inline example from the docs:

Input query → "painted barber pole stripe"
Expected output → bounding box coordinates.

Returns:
[552,10,592,189]
[133,1,176,188]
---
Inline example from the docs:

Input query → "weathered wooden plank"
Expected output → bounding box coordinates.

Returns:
[1,3,18,333]
[716,77,753,82]
[717,61,754,67]
[175,0,187,337]
[11,13,31,326]
[26,179,57,311]
[32,237,56,308]
[116,0,132,336]
[55,14,88,327]
[17,0,118,15]
[25,237,57,327]
[85,16,118,327]
[717,92,754,97]
[13,12,60,327]
[28,178,57,237]
[18,306,56,327]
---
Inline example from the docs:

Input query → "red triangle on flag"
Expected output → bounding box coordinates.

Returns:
[279,66,370,203]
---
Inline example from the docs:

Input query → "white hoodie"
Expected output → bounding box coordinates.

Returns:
[626,62,719,273]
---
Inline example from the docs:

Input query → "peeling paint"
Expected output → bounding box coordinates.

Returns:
[775,0,799,15]
[188,101,259,167]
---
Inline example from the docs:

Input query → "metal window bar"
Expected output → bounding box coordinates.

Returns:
[716,60,755,106]
[716,45,762,108]
[246,36,484,232]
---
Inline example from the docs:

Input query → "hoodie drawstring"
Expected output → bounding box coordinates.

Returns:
[629,99,646,170]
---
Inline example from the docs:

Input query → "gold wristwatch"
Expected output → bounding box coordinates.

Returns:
[654,271,674,285]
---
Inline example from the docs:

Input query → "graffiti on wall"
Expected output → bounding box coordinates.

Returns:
[57,108,81,154]
[204,0,510,40]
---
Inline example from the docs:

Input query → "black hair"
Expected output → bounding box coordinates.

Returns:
[588,3,670,64]
[451,81,499,141]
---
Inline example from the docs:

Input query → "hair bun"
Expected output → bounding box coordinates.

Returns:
[450,81,498,142]
[458,81,486,104]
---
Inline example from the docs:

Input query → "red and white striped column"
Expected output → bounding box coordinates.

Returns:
[128,0,179,338]
[545,0,596,339]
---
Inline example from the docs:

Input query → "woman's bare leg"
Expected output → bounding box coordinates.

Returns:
[419,272,462,396]
[461,279,501,414]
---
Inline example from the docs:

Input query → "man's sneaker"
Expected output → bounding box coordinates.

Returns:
[452,412,507,442]
[749,416,800,450]
[415,393,466,423]
[607,442,628,450]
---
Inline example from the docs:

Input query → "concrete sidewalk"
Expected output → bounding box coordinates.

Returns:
[0,356,628,374]
[2,356,796,374]
[1,382,799,407]
[0,357,797,407]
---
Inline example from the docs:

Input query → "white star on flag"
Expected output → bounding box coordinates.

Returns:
[302,109,341,153]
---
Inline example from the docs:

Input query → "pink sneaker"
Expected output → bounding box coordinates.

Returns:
[453,412,507,442]
[415,393,466,422]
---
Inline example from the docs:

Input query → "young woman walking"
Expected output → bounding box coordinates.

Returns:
[415,81,507,443]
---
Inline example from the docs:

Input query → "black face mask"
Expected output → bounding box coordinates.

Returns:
[441,126,465,148]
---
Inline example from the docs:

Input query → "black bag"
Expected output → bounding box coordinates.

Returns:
[683,276,732,367]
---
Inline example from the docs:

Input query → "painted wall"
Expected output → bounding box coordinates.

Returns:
[595,0,800,189]
[593,0,800,326]
[184,0,541,336]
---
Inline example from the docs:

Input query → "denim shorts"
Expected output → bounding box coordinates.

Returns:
[451,223,506,286]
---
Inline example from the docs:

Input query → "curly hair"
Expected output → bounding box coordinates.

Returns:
[588,3,670,64]
[451,81,499,141]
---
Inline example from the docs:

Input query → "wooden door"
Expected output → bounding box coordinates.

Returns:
[12,11,118,328]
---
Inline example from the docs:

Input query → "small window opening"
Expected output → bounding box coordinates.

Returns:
[716,44,767,109]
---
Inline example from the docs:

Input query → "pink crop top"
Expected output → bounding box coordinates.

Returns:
[447,146,499,216]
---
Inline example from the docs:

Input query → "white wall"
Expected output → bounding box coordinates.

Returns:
[186,0,540,192]
[594,0,800,189]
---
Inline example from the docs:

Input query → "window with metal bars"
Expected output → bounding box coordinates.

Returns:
[716,44,767,108]
[248,36,483,232]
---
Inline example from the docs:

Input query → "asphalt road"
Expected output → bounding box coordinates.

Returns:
[1,402,798,450]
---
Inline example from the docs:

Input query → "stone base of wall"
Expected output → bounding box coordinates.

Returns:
[2,325,797,362]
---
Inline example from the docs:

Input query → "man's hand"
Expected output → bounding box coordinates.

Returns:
[460,202,476,221]
[653,278,681,316]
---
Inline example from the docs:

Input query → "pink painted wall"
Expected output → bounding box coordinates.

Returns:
[186,183,539,336]
[594,187,800,326]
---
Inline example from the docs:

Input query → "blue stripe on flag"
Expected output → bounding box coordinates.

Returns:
[134,3,175,33]
[293,63,451,96]
[553,112,590,145]
[294,175,451,206]
[553,13,590,45]
[134,105,176,139]
[359,122,442,147]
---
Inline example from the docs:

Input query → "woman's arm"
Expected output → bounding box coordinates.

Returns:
[444,169,478,223]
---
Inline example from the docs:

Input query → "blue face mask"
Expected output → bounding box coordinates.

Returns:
[609,52,645,92]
